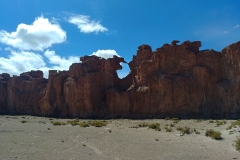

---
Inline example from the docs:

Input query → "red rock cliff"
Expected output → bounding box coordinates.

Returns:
[1,40,240,118]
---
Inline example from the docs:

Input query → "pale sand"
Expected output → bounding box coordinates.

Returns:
[0,116,240,160]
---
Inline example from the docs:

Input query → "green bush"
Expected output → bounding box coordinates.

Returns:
[148,123,161,131]
[233,136,240,151]
[205,129,222,140]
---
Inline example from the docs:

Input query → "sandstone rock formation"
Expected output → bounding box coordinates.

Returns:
[1,40,240,118]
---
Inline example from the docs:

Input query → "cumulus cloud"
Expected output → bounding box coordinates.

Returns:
[0,50,45,76]
[44,50,79,70]
[0,16,66,51]
[0,48,122,78]
[91,49,120,59]
[0,49,79,78]
[68,15,108,33]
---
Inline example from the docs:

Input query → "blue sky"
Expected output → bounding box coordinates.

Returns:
[0,0,239,78]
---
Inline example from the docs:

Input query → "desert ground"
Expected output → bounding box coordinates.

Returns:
[0,116,240,160]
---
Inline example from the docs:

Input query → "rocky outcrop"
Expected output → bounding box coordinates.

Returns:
[0,40,240,118]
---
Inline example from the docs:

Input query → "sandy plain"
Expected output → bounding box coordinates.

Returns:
[0,115,240,160]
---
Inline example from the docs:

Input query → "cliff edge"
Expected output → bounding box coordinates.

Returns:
[1,40,240,118]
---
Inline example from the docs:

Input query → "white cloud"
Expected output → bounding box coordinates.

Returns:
[234,24,239,29]
[91,49,120,59]
[0,50,45,76]
[0,16,66,51]
[68,15,108,33]
[223,24,239,34]
[0,48,123,78]
[0,49,79,78]
[223,30,229,34]
[44,50,79,70]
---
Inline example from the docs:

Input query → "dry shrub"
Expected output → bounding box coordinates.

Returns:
[148,123,161,131]
[205,129,222,140]
[233,136,240,151]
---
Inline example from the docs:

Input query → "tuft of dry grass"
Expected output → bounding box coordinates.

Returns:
[164,117,170,120]
[20,120,27,123]
[216,120,226,126]
[52,121,63,125]
[226,119,240,130]
[148,123,161,131]
[233,136,240,151]
[137,122,149,128]
[79,122,90,127]
[90,120,108,127]
[66,119,80,126]
[172,118,180,123]
[176,126,192,135]
[79,120,108,127]
[205,129,222,140]
[164,126,172,132]
[195,119,202,123]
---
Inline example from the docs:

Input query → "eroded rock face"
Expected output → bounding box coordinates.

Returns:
[0,73,10,114]
[1,40,240,118]
[4,71,48,115]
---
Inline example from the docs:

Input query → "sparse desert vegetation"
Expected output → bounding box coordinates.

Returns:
[205,129,222,140]
[90,120,108,127]
[195,119,202,123]
[177,126,192,135]
[1,116,240,159]
[20,120,27,123]
[172,118,180,123]
[233,136,240,151]
[164,126,172,132]
[148,123,161,131]
[226,119,240,130]
[164,117,170,120]
[79,122,90,127]
[52,121,64,125]
[216,120,227,126]
[52,119,108,127]
[137,122,149,127]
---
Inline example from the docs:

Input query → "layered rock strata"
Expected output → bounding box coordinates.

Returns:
[1,40,240,118]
